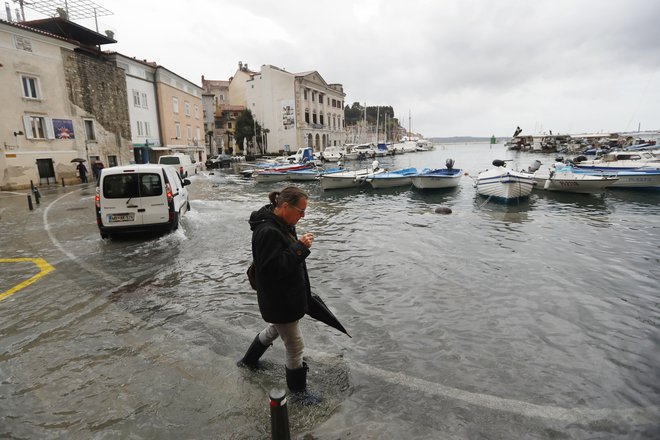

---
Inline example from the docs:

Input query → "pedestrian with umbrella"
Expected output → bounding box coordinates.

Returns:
[71,158,88,183]
[238,186,346,404]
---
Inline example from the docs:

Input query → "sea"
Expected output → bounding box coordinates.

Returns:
[1,141,658,439]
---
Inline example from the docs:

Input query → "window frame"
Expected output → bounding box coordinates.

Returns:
[20,74,41,99]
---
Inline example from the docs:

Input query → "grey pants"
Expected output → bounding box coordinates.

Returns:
[258,320,304,369]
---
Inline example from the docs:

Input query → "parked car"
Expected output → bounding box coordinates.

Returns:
[158,153,197,177]
[95,164,191,239]
[205,154,233,169]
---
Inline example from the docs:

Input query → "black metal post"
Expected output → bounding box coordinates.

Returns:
[27,195,33,211]
[269,389,290,440]
[62,177,65,187]
[33,187,41,205]
[30,180,35,191]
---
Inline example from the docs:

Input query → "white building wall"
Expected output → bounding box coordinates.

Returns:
[0,22,81,189]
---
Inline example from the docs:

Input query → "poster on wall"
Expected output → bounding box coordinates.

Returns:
[281,100,295,130]
[52,119,75,139]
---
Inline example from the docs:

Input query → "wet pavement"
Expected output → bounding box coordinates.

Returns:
[2,145,660,439]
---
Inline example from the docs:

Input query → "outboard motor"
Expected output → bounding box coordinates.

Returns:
[446,158,455,170]
[573,155,587,163]
[527,159,542,173]
[492,159,506,167]
[372,160,380,171]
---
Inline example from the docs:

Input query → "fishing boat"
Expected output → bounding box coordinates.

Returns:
[319,161,384,190]
[252,163,314,182]
[572,150,660,170]
[287,167,343,181]
[569,166,660,190]
[365,168,418,189]
[526,162,618,194]
[319,146,342,162]
[411,160,463,190]
[474,159,534,201]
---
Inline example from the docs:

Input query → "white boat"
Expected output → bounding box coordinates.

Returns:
[528,162,618,194]
[319,146,342,162]
[365,168,418,189]
[411,165,463,190]
[319,161,384,190]
[570,166,660,190]
[572,150,660,170]
[340,144,359,161]
[415,139,435,151]
[474,160,534,201]
[253,170,290,183]
[287,167,343,181]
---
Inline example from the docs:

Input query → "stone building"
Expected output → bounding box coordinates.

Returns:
[0,17,131,189]
[244,64,346,154]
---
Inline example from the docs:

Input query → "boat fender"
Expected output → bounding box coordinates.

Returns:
[543,179,551,190]
[434,206,452,214]
[492,159,506,167]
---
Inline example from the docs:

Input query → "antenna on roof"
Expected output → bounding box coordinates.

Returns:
[20,0,113,30]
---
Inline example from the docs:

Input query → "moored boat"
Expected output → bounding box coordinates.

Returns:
[411,166,463,190]
[365,168,418,189]
[528,162,618,194]
[475,159,534,201]
[319,161,384,190]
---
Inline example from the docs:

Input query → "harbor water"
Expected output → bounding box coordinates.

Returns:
[1,142,659,439]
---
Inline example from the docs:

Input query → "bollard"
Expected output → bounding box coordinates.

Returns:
[269,389,290,440]
[30,180,35,191]
[33,187,41,205]
[27,194,33,211]
[61,177,65,187]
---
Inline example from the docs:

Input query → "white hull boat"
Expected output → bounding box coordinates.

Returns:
[320,146,342,162]
[475,160,534,200]
[411,168,463,189]
[253,171,290,183]
[320,162,384,190]
[366,168,417,189]
[531,165,618,194]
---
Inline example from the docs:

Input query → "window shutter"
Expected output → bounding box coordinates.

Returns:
[23,116,34,139]
[45,117,55,139]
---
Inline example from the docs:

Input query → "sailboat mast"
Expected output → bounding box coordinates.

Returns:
[408,109,411,139]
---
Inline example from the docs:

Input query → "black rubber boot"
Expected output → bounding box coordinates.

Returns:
[237,334,270,369]
[285,362,322,405]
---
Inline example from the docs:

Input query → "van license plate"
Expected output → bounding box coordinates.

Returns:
[108,213,135,222]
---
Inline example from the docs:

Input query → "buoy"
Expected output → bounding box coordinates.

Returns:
[434,207,452,214]
[464,171,469,176]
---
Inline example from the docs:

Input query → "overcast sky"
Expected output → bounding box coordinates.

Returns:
[18,0,660,137]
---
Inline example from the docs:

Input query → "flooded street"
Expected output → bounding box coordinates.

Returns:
[1,143,659,439]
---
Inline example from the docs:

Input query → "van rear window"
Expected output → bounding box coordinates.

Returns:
[159,157,181,165]
[103,173,163,198]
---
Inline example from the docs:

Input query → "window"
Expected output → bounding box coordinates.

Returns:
[84,119,96,141]
[137,121,144,136]
[227,122,232,129]
[312,112,317,124]
[194,105,199,118]
[173,97,179,113]
[107,155,118,167]
[319,93,324,104]
[305,109,310,124]
[23,115,54,139]
[141,92,148,108]
[144,121,151,137]
[303,89,308,100]
[132,90,141,106]
[21,75,40,99]
[320,113,324,126]
[184,101,190,116]
[187,125,192,140]
[175,123,181,139]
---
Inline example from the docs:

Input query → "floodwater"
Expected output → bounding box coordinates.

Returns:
[1,143,659,439]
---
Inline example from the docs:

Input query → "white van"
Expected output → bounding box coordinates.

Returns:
[95,164,191,238]
[158,153,198,178]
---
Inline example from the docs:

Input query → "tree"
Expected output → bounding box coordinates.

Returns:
[235,109,263,154]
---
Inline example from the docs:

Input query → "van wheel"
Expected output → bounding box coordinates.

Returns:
[170,211,180,231]
[100,232,111,239]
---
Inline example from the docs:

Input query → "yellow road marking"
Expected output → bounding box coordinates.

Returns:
[0,258,55,302]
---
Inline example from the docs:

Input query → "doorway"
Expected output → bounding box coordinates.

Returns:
[36,158,55,185]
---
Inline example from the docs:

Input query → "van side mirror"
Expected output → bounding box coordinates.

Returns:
[183,179,191,186]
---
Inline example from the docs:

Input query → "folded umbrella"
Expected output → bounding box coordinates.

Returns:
[307,293,351,338]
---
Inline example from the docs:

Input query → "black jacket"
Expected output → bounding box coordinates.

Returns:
[249,205,311,324]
